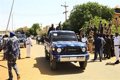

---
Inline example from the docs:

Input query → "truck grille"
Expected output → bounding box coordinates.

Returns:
[61,47,82,55]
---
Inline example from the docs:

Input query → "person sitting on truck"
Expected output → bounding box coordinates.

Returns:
[47,24,55,35]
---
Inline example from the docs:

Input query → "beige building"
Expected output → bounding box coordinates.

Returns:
[113,5,120,26]
[0,31,10,35]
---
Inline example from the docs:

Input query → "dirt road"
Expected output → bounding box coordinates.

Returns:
[0,40,120,80]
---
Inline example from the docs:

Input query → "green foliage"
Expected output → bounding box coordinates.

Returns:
[111,25,120,34]
[62,20,71,30]
[89,16,108,28]
[30,23,41,36]
[16,27,23,32]
[16,26,30,34]
[63,2,114,33]
[83,16,108,32]
[15,23,42,36]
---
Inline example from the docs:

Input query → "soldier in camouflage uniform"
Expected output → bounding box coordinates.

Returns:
[5,32,20,80]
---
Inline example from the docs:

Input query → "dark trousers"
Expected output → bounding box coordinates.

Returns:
[7,59,19,80]
[94,49,102,61]
[111,47,114,57]
[104,48,111,59]
[18,51,21,59]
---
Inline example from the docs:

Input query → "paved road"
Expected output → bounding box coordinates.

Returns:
[0,40,120,80]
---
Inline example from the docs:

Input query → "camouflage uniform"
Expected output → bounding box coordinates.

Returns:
[6,32,20,80]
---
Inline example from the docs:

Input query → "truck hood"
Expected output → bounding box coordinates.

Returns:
[52,41,86,48]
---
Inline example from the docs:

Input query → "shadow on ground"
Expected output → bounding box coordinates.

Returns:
[105,62,118,66]
[0,65,7,69]
[18,57,26,60]
[33,57,84,75]
[88,59,102,63]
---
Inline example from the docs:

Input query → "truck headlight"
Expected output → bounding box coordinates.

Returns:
[57,48,62,53]
[82,48,86,52]
[52,48,55,51]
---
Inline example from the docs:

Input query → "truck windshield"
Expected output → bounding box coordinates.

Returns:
[51,32,78,41]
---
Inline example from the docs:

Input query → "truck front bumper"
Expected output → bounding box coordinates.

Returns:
[56,54,89,62]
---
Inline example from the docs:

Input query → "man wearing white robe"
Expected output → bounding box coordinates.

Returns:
[26,35,32,58]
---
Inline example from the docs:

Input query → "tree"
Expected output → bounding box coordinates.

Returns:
[16,27,23,32]
[22,26,29,33]
[16,26,29,34]
[62,20,71,30]
[63,2,114,33]
[30,23,41,36]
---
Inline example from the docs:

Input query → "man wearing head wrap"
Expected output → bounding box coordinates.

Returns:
[5,32,20,80]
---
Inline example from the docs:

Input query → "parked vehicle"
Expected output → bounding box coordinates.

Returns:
[16,33,26,48]
[36,35,45,44]
[36,36,41,44]
[44,30,89,70]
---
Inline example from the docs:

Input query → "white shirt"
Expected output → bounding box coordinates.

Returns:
[114,36,120,46]
[81,37,88,43]
[26,37,32,45]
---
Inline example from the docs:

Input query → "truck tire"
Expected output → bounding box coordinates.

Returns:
[50,54,57,70]
[79,61,87,70]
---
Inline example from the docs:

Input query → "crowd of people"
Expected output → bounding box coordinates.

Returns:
[79,21,120,64]
[0,21,120,79]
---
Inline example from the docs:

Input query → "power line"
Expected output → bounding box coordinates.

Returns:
[6,0,15,33]
[61,2,68,21]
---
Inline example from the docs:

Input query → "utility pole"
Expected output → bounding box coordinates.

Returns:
[6,0,15,33]
[12,13,14,31]
[61,2,68,21]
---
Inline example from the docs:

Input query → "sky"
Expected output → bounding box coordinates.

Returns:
[0,0,120,31]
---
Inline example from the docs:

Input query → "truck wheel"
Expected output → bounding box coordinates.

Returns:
[79,61,87,70]
[50,55,57,70]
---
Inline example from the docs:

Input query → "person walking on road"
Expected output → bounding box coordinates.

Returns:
[114,33,120,64]
[26,35,32,58]
[6,32,20,80]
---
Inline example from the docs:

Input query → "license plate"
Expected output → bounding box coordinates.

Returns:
[70,57,77,60]
[77,57,85,61]
[60,56,85,62]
